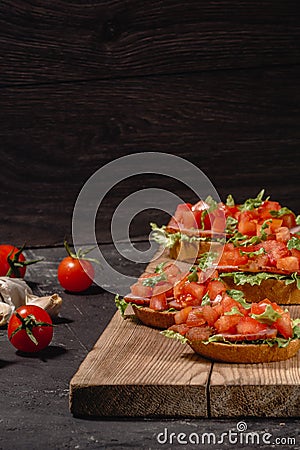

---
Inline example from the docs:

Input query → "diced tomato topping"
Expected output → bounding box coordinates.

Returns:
[291,248,300,264]
[186,309,206,327]
[281,212,296,229]
[275,227,291,243]
[184,282,206,301]
[260,240,290,266]
[218,244,249,267]
[206,280,227,300]
[149,293,168,311]
[276,256,299,272]
[174,306,193,324]
[250,298,272,315]
[258,201,281,219]
[214,315,241,334]
[236,316,269,335]
[221,294,247,315]
[274,311,293,339]
[202,305,220,327]
[212,303,224,318]
[238,214,257,236]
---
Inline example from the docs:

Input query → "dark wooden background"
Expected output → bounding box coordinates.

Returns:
[1,0,300,247]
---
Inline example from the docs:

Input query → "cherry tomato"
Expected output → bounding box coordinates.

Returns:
[57,241,97,292]
[0,244,42,278]
[8,305,53,353]
[58,257,94,292]
[0,245,26,277]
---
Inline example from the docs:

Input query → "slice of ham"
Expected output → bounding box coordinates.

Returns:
[124,294,150,306]
[219,328,278,342]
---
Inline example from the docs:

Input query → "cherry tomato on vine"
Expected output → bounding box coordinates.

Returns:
[8,305,53,353]
[57,241,97,292]
[0,244,42,278]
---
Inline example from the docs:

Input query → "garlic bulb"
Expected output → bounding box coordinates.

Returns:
[0,277,62,325]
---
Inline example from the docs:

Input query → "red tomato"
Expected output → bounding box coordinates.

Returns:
[275,227,291,243]
[260,240,289,266]
[186,309,206,327]
[8,305,53,353]
[214,315,241,334]
[58,257,94,292]
[202,304,220,327]
[281,213,296,229]
[276,256,299,272]
[258,201,281,220]
[236,316,268,335]
[174,306,193,325]
[274,312,293,339]
[184,282,206,301]
[219,244,249,267]
[0,245,26,277]
[206,280,226,300]
[238,216,257,236]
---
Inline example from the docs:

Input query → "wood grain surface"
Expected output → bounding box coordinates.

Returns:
[210,305,300,418]
[70,310,211,418]
[69,251,300,419]
[1,1,300,85]
[1,67,300,246]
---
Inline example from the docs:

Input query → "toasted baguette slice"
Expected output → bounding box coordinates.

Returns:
[132,305,176,329]
[223,276,300,305]
[188,339,300,363]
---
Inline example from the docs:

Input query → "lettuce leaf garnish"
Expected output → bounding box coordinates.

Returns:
[161,330,188,344]
[226,289,251,309]
[250,304,281,325]
[115,294,129,318]
[220,271,299,287]
[287,236,300,251]
[270,207,295,218]
[239,189,269,212]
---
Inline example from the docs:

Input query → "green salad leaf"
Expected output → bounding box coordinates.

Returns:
[239,189,269,212]
[197,251,218,270]
[161,330,188,344]
[142,272,167,287]
[226,194,235,207]
[154,261,167,273]
[226,289,251,309]
[201,292,211,306]
[240,247,266,258]
[250,304,282,325]
[287,236,300,251]
[115,294,129,318]
[270,207,295,218]
[224,306,243,316]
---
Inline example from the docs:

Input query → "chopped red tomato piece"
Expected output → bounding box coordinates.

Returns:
[214,315,241,334]
[174,306,193,324]
[186,309,206,327]
[219,244,249,267]
[184,282,206,301]
[202,305,220,327]
[206,280,227,300]
[274,312,293,339]
[236,316,269,335]
[281,213,296,229]
[275,227,291,243]
[276,256,299,272]
[260,240,289,266]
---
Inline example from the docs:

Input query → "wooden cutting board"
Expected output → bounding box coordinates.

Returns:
[69,251,300,418]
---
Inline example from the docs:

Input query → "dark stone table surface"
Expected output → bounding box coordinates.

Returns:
[0,245,299,450]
